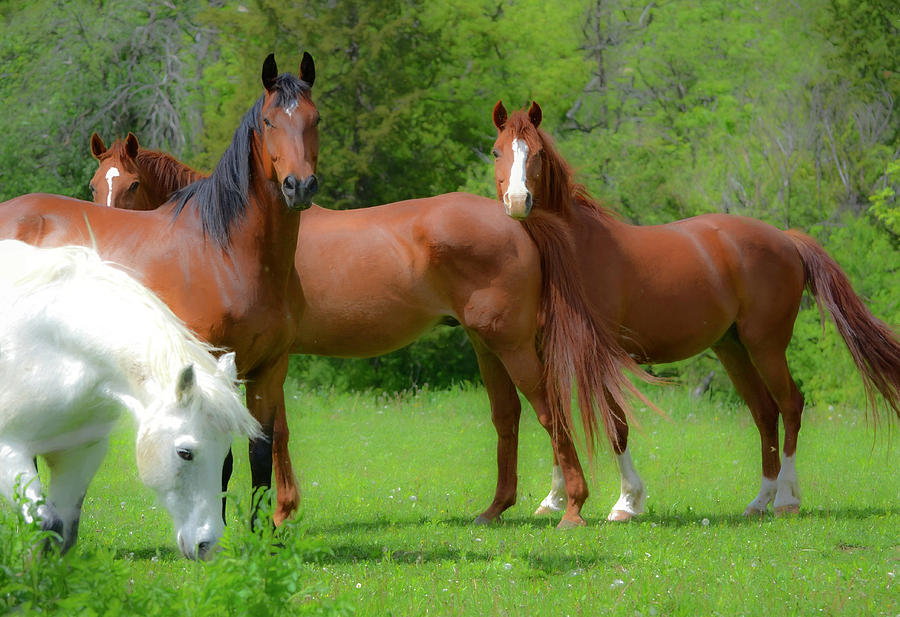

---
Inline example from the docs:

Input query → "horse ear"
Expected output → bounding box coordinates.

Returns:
[493,100,508,131]
[124,132,140,160]
[299,51,315,88]
[216,351,238,383]
[90,133,106,159]
[262,53,278,92]
[176,364,196,405]
[528,101,542,129]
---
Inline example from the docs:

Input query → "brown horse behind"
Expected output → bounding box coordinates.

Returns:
[0,54,321,526]
[89,134,658,526]
[492,101,900,519]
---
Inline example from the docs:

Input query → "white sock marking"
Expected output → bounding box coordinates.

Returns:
[609,447,645,518]
[105,167,120,208]
[537,465,566,512]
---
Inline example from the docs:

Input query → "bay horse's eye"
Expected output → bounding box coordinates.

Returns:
[314,115,321,127]
[176,447,194,462]
[263,117,273,128]
[128,181,140,192]
[492,149,501,159]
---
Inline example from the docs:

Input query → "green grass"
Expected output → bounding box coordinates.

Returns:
[3,382,898,616]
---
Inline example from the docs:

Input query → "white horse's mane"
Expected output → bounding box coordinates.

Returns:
[0,240,259,438]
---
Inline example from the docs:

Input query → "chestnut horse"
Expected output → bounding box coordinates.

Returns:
[0,53,320,526]
[88,140,657,526]
[492,101,900,520]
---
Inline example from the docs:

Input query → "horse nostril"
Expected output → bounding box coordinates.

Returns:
[303,175,318,197]
[197,541,212,558]
[282,175,298,195]
[525,192,533,210]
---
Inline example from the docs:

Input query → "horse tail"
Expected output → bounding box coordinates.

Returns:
[523,210,662,460]
[785,229,900,422]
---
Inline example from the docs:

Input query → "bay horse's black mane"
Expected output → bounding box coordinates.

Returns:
[172,73,312,247]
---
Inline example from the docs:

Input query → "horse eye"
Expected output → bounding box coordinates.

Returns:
[176,447,194,462]
[492,149,501,159]
[89,185,96,194]
[263,117,273,128]
[128,181,140,192]
[314,115,321,127]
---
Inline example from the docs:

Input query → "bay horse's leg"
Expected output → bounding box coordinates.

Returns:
[712,334,782,515]
[244,353,299,527]
[498,344,590,528]
[471,343,522,524]
[43,440,108,553]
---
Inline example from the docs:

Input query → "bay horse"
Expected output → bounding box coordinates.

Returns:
[89,143,659,527]
[0,240,260,559]
[0,53,319,526]
[492,101,900,520]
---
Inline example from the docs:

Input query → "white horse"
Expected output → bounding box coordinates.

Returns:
[0,240,261,560]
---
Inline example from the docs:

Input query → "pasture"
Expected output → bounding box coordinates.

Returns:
[2,381,897,616]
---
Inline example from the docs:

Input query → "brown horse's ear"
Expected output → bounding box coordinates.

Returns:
[262,53,278,92]
[124,132,140,160]
[299,51,315,88]
[528,101,542,129]
[90,133,106,159]
[493,100,508,131]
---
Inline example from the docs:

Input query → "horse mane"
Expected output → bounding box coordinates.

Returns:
[505,110,659,457]
[1,241,260,438]
[172,73,312,247]
[136,149,204,199]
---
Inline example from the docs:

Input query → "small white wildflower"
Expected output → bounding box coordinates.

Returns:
[504,563,512,570]
[701,518,710,526]
[611,578,625,588]
[355,583,362,589]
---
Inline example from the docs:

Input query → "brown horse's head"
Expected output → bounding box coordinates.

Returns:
[491,100,544,219]
[89,132,156,210]
[258,52,319,210]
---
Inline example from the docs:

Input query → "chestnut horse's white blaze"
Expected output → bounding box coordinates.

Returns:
[104,166,120,207]
[0,241,261,559]
[502,138,530,216]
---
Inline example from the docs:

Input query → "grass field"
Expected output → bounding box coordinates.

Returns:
[3,380,898,616]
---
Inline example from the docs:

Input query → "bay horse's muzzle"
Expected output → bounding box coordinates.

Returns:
[281,173,318,210]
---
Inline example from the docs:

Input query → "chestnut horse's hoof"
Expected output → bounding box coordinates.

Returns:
[774,504,800,517]
[473,514,496,526]
[607,509,635,522]
[556,516,586,529]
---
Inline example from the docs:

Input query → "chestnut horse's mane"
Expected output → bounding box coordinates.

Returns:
[136,149,205,199]
[505,110,659,458]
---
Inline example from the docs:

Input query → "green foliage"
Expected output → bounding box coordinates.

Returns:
[869,159,900,235]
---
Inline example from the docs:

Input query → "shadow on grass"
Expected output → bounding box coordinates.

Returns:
[114,545,180,561]
[634,505,899,528]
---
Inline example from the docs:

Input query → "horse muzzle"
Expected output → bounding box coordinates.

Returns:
[503,189,533,220]
[281,173,318,211]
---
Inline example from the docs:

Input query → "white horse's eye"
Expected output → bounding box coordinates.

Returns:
[176,447,194,462]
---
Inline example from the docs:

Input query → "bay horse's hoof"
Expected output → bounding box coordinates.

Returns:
[742,506,768,517]
[774,504,800,517]
[473,515,495,526]
[607,509,635,522]
[556,517,586,530]
[534,505,555,516]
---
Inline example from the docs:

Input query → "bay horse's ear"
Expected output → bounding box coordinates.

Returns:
[299,51,315,88]
[262,53,278,92]
[528,101,542,129]
[493,100,508,131]
[90,133,106,159]
[124,132,140,160]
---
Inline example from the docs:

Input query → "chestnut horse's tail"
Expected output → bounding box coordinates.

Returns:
[786,229,900,421]
[523,210,661,459]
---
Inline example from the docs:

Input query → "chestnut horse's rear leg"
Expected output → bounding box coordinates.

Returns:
[471,343,522,524]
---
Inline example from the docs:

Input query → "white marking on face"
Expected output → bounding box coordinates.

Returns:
[504,138,529,205]
[105,167,120,208]
[284,100,297,118]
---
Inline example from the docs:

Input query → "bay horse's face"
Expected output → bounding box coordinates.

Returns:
[259,52,320,210]
[491,101,544,219]
[89,132,153,210]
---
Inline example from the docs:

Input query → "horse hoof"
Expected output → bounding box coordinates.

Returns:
[774,504,800,517]
[556,517,586,530]
[607,509,634,522]
[473,515,495,526]
[534,505,555,516]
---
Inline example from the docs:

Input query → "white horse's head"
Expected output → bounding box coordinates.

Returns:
[134,352,260,560]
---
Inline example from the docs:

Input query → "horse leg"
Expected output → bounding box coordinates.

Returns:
[713,334,782,515]
[606,392,645,521]
[742,345,804,516]
[0,444,58,534]
[534,452,565,515]
[498,344,590,528]
[471,343,522,524]
[245,353,299,527]
[42,440,108,553]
